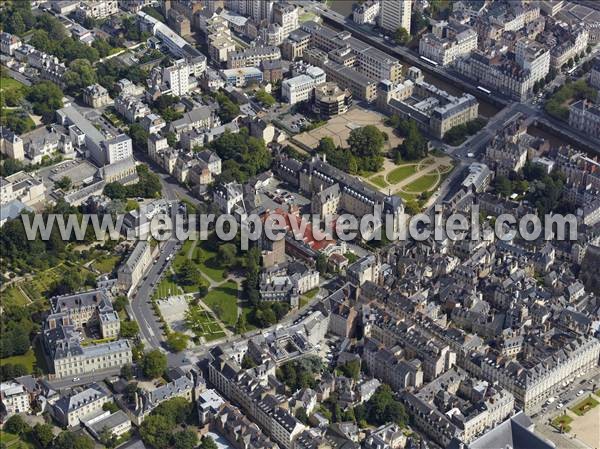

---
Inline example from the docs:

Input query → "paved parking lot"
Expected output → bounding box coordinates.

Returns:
[258,179,311,211]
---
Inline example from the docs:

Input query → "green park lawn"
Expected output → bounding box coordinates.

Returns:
[0,430,34,449]
[404,173,439,193]
[386,164,418,184]
[300,288,319,308]
[396,191,418,202]
[92,255,121,274]
[153,277,182,300]
[570,396,599,416]
[1,286,30,308]
[0,349,36,372]
[193,241,227,282]
[202,281,238,327]
[551,414,573,432]
[0,75,26,93]
[370,175,388,188]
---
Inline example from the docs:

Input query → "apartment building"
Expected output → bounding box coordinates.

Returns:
[76,0,118,20]
[167,8,190,37]
[1,171,45,207]
[0,32,21,55]
[117,241,153,292]
[114,94,151,123]
[57,105,133,166]
[353,0,380,25]
[362,339,424,392]
[305,48,378,102]
[401,370,514,447]
[303,22,402,83]
[25,49,68,87]
[227,46,281,69]
[225,0,275,22]
[53,384,110,427]
[569,100,600,139]
[83,84,111,108]
[282,29,311,61]
[208,31,237,63]
[213,402,279,449]
[419,21,477,66]
[379,0,411,34]
[515,38,550,84]
[0,128,24,161]
[0,382,31,416]
[369,322,457,382]
[488,3,540,33]
[208,353,305,449]
[455,49,544,101]
[282,66,326,104]
[471,337,600,413]
[273,2,299,38]
[102,134,133,165]
[549,26,588,69]
[163,59,192,96]
[168,106,217,136]
[118,0,152,12]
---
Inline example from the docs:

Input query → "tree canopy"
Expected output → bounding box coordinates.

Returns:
[104,164,162,199]
[210,130,271,183]
[354,384,408,427]
[26,81,64,124]
[142,349,167,379]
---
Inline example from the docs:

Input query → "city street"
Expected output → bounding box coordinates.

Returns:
[533,368,600,449]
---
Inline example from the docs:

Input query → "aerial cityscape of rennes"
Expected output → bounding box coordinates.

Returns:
[1,1,600,449]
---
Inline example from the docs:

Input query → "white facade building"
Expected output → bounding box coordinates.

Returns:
[379,0,411,34]
[163,59,192,96]
[102,134,133,165]
[0,382,31,416]
[282,66,326,104]
[353,1,380,25]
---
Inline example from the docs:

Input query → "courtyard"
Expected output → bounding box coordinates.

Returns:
[291,107,404,152]
[363,155,454,204]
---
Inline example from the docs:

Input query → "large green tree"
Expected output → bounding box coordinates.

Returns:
[64,59,98,92]
[142,349,167,379]
[52,432,94,449]
[26,81,64,123]
[139,415,172,449]
[347,125,385,171]
[32,423,54,448]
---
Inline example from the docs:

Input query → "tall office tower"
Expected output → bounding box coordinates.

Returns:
[379,0,412,34]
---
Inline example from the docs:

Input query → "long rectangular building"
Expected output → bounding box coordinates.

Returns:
[275,154,404,237]
[302,21,402,83]
[137,10,206,76]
